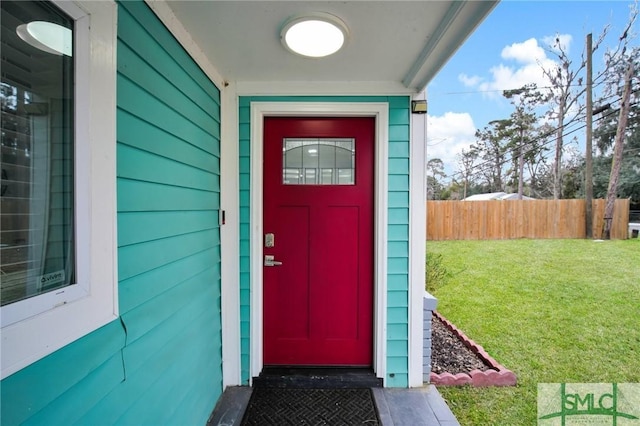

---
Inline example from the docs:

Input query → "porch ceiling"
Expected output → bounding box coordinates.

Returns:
[161,1,498,93]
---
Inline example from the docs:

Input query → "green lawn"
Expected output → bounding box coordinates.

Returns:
[428,238,640,425]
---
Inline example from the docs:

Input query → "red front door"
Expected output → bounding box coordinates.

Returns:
[263,117,374,366]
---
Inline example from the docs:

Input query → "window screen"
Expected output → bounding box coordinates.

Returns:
[1,1,75,306]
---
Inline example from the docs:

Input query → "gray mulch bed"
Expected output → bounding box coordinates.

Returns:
[431,316,491,375]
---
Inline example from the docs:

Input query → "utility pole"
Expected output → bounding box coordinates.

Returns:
[585,33,594,238]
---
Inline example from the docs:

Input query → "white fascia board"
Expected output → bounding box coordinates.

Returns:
[236,81,418,96]
[408,91,428,387]
[144,0,226,89]
[403,1,499,91]
[402,1,465,90]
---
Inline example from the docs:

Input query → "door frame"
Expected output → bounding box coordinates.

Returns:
[249,102,389,383]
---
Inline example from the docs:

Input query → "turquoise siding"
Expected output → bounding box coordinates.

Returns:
[384,96,411,388]
[238,96,411,387]
[0,2,223,424]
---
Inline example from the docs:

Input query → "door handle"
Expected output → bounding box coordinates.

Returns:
[264,255,283,267]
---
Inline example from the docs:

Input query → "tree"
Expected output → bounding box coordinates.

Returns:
[595,6,639,237]
[591,83,640,205]
[426,158,446,200]
[561,146,585,199]
[591,133,640,204]
[533,143,586,199]
[473,122,509,192]
[456,148,478,199]
[602,63,634,239]
[524,123,553,198]
[595,41,640,155]
[541,30,609,199]
[503,84,546,198]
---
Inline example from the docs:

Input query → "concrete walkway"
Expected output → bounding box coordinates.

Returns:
[373,386,459,426]
[207,385,459,425]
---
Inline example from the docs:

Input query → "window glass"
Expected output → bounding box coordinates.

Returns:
[282,138,355,185]
[1,1,75,306]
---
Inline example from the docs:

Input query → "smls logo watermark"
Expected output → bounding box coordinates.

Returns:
[538,383,640,425]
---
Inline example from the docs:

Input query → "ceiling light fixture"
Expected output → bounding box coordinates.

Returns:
[17,21,72,57]
[281,13,348,58]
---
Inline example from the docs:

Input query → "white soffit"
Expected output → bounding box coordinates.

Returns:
[162,1,497,93]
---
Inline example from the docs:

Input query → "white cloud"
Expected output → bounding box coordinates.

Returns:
[427,112,477,173]
[478,59,554,98]
[473,38,563,100]
[438,35,577,171]
[459,73,482,87]
[457,35,575,101]
[501,38,546,64]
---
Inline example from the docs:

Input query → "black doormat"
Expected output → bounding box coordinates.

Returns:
[240,387,380,425]
[254,367,383,389]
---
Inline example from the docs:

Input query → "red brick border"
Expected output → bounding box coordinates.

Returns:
[430,311,517,387]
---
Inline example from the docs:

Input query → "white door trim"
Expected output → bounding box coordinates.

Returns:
[249,102,389,384]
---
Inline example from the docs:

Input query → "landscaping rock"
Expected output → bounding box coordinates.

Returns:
[430,312,517,387]
[431,316,490,375]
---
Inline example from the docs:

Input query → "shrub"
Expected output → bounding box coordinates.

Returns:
[426,252,448,293]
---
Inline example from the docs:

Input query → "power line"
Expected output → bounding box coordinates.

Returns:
[465,108,623,182]
[448,105,610,180]
[428,79,639,97]
[429,83,587,96]
[446,97,638,182]
[431,87,640,181]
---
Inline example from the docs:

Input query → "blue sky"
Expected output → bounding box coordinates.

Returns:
[426,0,637,176]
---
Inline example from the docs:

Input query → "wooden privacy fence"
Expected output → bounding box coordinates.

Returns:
[427,199,630,240]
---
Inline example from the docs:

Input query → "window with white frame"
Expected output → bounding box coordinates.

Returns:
[1,0,75,313]
[282,138,356,185]
[0,0,117,379]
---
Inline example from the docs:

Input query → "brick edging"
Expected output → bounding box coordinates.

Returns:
[430,311,517,387]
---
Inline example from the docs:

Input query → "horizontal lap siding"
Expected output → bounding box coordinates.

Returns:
[107,1,223,424]
[238,98,252,384]
[0,2,222,424]
[386,97,410,387]
[238,96,410,387]
[0,322,126,425]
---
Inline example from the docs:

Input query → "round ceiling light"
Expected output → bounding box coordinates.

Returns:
[281,13,348,58]
[16,21,72,57]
